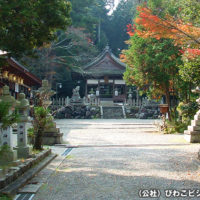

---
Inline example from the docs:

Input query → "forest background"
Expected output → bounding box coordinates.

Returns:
[18,0,138,97]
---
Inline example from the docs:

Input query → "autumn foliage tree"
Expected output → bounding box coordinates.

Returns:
[132,6,200,55]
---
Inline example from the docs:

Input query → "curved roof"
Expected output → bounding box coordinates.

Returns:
[83,46,126,77]
[6,58,42,86]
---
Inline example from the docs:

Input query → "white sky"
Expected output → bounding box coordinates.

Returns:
[114,0,120,9]
[107,0,120,15]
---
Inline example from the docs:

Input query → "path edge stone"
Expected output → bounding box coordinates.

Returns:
[0,152,57,195]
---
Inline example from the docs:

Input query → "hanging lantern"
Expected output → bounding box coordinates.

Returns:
[2,71,8,78]
[13,76,16,82]
[20,78,24,85]
[8,74,14,81]
[17,77,21,84]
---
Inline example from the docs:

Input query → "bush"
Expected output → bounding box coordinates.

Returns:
[0,101,19,129]
[0,194,13,200]
[32,107,53,150]
[177,101,198,123]
[164,120,189,134]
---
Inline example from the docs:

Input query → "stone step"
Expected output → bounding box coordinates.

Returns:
[194,115,200,120]
[191,120,200,126]
[184,132,200,143]
[61,125,156,129]
[184,130,200,135]
[100,101,114,106]
[103,106,124,119]
[188,126,200,131]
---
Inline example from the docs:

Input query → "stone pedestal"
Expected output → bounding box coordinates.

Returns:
[15,122,31,158]
[43,122,63,145]
[0,126,17,163]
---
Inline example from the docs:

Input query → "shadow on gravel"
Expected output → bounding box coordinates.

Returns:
[33,166,200,200]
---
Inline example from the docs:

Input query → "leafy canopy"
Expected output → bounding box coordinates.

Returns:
[134,6,200,49]
[0,0,71,57]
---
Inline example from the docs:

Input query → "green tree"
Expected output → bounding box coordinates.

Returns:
[123,35,182,119]
[104,0,136,56]
[0,0,71,58]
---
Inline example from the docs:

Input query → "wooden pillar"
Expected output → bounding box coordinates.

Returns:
[85,80,88,97]
[98,80,100,98]
[113,80,115,99]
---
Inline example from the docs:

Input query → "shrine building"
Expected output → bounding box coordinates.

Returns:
[0,57,42,98]
[81,46,127,102]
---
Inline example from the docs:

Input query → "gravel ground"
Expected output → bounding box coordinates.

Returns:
[33,119,200,200]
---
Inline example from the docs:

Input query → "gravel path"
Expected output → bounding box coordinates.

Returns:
[33,119,200,200]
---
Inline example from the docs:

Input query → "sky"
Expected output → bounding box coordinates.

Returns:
[114,0,120,9]
[107,0,120,15]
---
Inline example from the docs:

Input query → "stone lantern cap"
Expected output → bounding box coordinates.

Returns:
[42,80,49,87]
[37,80,55,96]
[128,88,132,94]
[0,85,16,106]
[17,93,30,109]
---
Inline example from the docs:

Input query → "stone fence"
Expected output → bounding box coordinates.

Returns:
[50,96,99,110]
[51,96,158,109]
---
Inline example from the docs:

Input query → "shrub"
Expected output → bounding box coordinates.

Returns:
[0,101,19,130]
[32,107,53,150]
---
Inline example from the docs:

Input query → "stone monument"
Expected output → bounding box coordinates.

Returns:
[184,86,200,143]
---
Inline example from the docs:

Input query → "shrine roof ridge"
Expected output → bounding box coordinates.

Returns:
[83,46,126,70]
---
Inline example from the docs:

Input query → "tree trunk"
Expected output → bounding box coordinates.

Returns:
[33,128,43,150]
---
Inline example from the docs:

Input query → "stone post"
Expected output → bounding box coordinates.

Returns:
[66,96,70,106]
[15,93,31,158]
[0,86,17,162]
[127,88,132,106]
[83,97,86,105]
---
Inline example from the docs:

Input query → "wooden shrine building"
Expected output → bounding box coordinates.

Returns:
[82,46,127,102]
[0,57,42,98]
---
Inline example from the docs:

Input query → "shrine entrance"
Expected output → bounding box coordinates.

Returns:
[99,83,113,99]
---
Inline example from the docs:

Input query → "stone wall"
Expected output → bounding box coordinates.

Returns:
[55,105,100,119]
[126,105,160,119]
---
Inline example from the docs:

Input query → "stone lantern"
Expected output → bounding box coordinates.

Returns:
[96,88,100,105]
[35,80,55,108]
[15,93,31,158]
[35,80,63,145]
[114,88,119,97]
[127,88,132,106]
[89,88,95,105]
[0,86,17,162]
[184,86,200,143]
